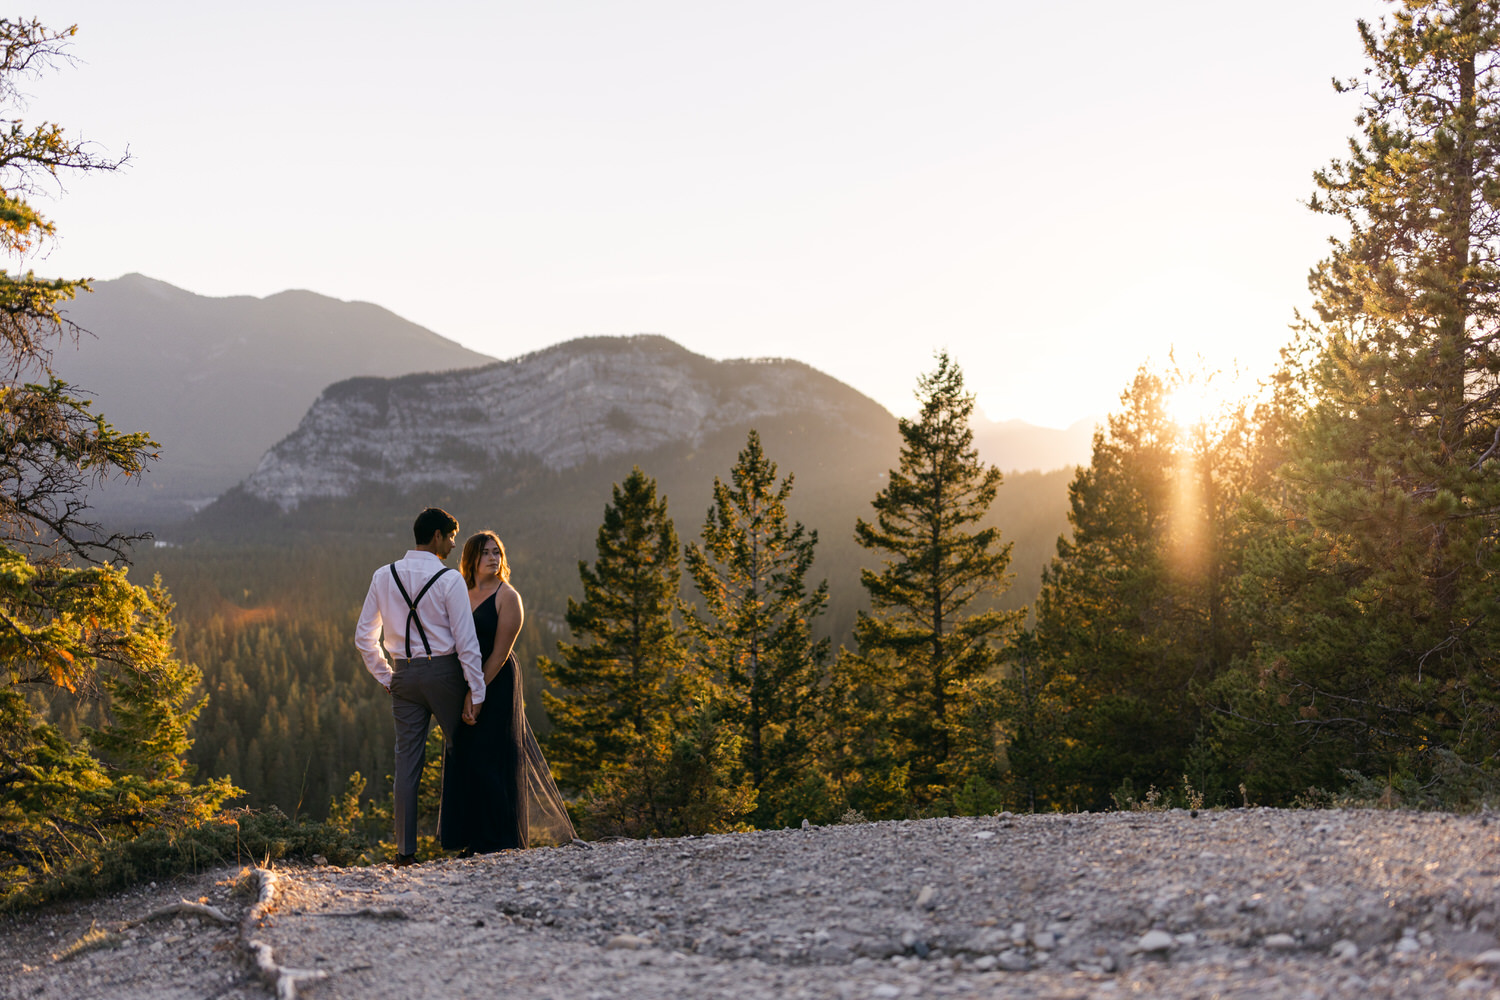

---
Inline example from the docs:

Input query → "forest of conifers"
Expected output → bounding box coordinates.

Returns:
[118,437,1072,833]
[8,0,1500,905]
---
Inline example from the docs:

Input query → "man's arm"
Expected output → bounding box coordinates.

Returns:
[354,576,393,690]
[445,573,486,707]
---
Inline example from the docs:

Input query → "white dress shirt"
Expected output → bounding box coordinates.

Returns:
[355,549,486,703]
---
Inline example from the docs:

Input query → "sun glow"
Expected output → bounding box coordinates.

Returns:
[1164,369,1241,432]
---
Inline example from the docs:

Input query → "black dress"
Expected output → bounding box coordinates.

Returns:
[440,591,526,851]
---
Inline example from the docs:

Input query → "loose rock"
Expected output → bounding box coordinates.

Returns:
[1136,930,1176,953]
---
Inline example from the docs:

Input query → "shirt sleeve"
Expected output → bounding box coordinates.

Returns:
[354,573,392,689]
[446,573,486,704]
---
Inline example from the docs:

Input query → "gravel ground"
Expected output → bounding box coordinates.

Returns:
[5,808,1500,999]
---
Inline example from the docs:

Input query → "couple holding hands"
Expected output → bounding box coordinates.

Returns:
[354,507,572,863]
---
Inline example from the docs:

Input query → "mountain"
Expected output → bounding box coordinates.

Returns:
[48,274,495,522]
[972,416,1098,474]
[242,334,894,511]
[42,273,1091,526]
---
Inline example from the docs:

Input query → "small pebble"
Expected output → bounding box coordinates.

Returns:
[606,934,651,950]
[1136,930,1175,953]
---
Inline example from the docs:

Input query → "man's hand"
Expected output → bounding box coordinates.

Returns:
[462,691,481,725]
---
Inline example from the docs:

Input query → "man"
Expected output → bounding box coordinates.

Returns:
[355,507,486,864]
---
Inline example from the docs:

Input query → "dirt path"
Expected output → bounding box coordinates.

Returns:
[4,809,1500,998]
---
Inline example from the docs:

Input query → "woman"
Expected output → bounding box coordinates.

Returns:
[441,530,574,853]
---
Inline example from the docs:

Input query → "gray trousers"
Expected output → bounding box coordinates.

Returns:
[388,654,467,856]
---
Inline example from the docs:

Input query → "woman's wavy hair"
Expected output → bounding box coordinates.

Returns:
[459,530,510,588]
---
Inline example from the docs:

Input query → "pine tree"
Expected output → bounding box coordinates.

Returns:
[1223,0,1500,801]
[850,353,1022,808]
[0,19,248,902]
[540,468,750,835]
[684,430,829,828]
[0,566,239,890]
[541,467,683,792]
[84,579,236,831]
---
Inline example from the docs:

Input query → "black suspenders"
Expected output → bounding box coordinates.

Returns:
[389,564,452,659]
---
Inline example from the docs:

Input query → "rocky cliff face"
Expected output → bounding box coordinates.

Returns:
[244,335,892,510]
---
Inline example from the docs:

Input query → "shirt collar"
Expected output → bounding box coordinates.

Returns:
[403,549,444,565]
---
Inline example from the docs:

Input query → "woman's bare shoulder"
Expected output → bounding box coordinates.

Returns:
[496,580,524,610]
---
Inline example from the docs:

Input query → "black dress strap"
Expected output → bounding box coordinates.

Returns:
[389,564,452,658]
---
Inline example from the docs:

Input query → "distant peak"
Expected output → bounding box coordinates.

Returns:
[104,273,190,297]
[96,273,259,305]
[515,333,817,372]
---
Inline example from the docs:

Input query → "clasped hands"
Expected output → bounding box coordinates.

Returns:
[462,691,483,725]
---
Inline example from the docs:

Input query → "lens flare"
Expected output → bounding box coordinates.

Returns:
[1166,381,1217,430]
[1164,368,1241,432]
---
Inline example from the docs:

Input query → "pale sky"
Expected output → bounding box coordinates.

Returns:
[22,0,1376,427]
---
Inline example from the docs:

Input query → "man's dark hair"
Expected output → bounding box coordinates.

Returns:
[413,507,459,545]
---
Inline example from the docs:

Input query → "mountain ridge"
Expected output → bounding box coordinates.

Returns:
[243,333,895,510]
[45,273,1094,525]
[48,274,496,520]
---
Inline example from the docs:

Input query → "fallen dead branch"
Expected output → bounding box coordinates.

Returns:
[239,867,328,1000]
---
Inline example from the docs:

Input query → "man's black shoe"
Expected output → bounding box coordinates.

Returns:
[395,853,418,867]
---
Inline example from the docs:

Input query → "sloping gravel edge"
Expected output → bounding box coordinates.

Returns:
[7,808,1500,999]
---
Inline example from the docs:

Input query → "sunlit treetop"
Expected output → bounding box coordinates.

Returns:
[0,19,129,371]
[0,18,150,560]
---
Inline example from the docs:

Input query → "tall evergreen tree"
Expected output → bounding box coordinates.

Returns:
[684,430,829,828]
[849,352,1022,807]
[0,19,238,902]
[542,468,684,791]
[1222,0,1500,801]
[540,467,752,835]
